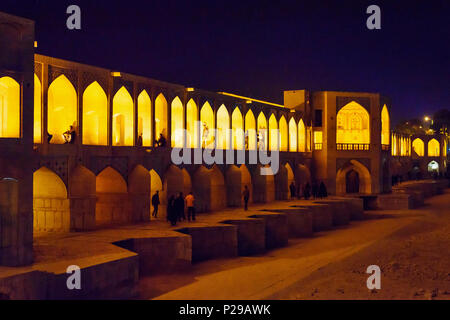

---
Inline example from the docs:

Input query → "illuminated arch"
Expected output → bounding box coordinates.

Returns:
[171,96,184,148]
[69,165,96,198]
[252,165,275,203]
[216,104,230,149]
[245,110,256,150]
[138,90,152,146]
[275,163,294,200]
[257,112,268,150]
[381,104,390,145]
[155,93,168,140]
[412,138,424,157]
[226,164,252,206]
[112,87,134,146]
[288,118,297,152]
[279,116,288,151]
[0,76,20,138]
[428,161,439,173]
[83,81,107,145]
[186,99,198,148]
[48,75,77,144]
[269,114,278,151]
[295,164,311,189]
[298,119,306,152]
[232,107,244,150]
[33,167,67,198]
[336,160,372,194]
[200,101,214,148]
[428,138,440,157]
[34,75,42,143]
[163,165,192,211]
[336,101,370,144]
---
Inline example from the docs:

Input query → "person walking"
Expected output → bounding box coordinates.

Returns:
[289,182,296,200]
[175,192,185,221]
[242,185,250,211]
[151,190,160,218]
[185,192,195,221]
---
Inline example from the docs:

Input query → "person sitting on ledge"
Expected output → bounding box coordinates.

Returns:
[155,133,166,147]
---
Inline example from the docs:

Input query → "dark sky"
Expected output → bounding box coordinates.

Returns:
[1,0,449,124]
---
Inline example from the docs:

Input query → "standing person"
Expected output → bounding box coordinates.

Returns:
[242,185,250,211]
[319,182,328,198]
[289,182,296,200]
[304,183,311,200]
[167,195,177,226]
[175,192,185,221]
[312,181,319,199]
[151,191,160,218]
[185,192,195,221]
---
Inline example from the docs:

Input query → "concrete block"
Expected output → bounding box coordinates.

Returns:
[291,204,332,232]
[261,208,313,238]
[220,218,266,255]
[314,200,350,226]
[249,213,288,249]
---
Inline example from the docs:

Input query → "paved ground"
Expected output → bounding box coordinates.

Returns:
[142,190,450,300]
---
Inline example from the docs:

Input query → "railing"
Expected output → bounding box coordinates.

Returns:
[336,143,370,151]
[314,143,323,150]
[381,144,390,151]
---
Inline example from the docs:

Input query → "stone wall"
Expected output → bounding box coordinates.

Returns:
[33,198,70,232]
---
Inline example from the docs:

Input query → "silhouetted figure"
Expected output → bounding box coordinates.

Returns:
[137,134,143,146]
[312,181,319,199]
[47,131,53,144]
[151,191,160,218]
[167,195,177,226]
[242,185,250,211]
[185,192,195,221]
[63,125,76,144]
[244,130,249,150]
[319,182,328,198]
[156,133,166,147]
[289,182,296,199]
[70,127,77,144]
[175,192,185,221]
[304,183,311,200]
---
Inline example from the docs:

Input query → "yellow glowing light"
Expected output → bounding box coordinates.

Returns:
[298,119,306,152]
[412,138,424,157]
[34,41,38,48]
[112,86,134,146]
[0,76,20,138]
[155,93,168,140]
[232,107,244,150]
[257,112,268,150]
[186,99,198,148]
[279,116,288,151]
[218,92,284,108]
[83,81,108,145]
[336,101,370,144]
[138,90,152,146]
[288,118,297,152]
[269,114,278,151]
[186,87,195,92]
[171,96,184,148]
[428,138,440,157]
[111,72,121,77]
[245,110,256,150]
[381,104,390,145]
[34,74,42,143]
[217,105,230,149]
[200,101,214,148]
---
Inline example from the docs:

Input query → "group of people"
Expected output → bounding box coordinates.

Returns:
[290,181,328,200]
[151,190,196,226]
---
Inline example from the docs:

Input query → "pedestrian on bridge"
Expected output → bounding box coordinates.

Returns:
[151,190,160,219]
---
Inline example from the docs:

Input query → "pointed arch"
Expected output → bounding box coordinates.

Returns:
[96,167,127,193]
[231,107,244,150]
[155,93,168,140]
[129,165,151,222]
[412,138,424,157]
[0,76,20,138]
[279,116,288,151]
[34,74,42,143]
[257,112,268,150]
[33,167,67,198]
[163,165,192,217]
[192,165,226,212]
[252,165,275,203]
[226,164,252,206]
[298,119,306,152]
[336,101,370,144]
[200,101,214,148]
[48,75,78,144]
[83,81,108,145]
[275,163,294,200]
[186,99,198,148]
[69,165,96,231]
[381,104,390,146]
[113,86,134,146]
[289,118,297,152]
[171,96,184,147]
[269,114,278,151]
[428,138,440,157]
[245,109,256,150]
[217,104,230,149]
[336,160,372,195]
[138,90,152,146]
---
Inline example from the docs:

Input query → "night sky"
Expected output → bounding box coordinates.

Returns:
[1,0,449,124]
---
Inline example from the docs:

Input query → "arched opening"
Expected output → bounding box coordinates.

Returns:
[336,160,372,195]
[33,167,70,233]
[48,75,78,144]
[298,119,306,152]
[128,165,151,222]
[226,165,252,207]
[192,165,226,212]
[83,81,108,145]
[137,90,152,146]
[289,118,297,152]
[336,101,370,145]
[428,138,440,157]
[150,169,164,216]
[412,138,424,157]
[381,105,390,146]
[217,104,230,150]
[245,110,256,150]
[346,170,360,194]
[294,164,311,196]
[232,107,244,150]
[269,114,279,151]
[200,101,214,148]
[69,165,96,231]
[155,93,168,142]
[186,99,198,148]
[252,165,275,203]
[0,76,20,138]
[113,87,134,146]
[96,167,130,226]
[275,163,294,200]
[257,112,267,150]
[427,161,439,173]
[171,96,184,148]
[34,75,42,143]
[279,116,288,151]
[162,165,192,218]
